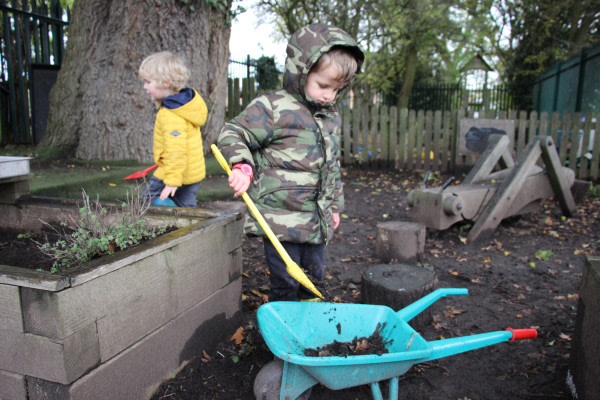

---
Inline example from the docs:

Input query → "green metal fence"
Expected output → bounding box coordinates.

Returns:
[533,42,600,116]
[0,0,69,145]
[409,83,513,112]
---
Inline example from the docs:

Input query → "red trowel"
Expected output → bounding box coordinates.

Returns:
[123,164,157,180]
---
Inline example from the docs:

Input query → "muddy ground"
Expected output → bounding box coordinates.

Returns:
[149,167,598,400]
[3,166,598,399]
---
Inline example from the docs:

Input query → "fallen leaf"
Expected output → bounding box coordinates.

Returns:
[443,306,467,318]
[559,333,571,341]
[251,289,268,302]
[230,327,245,345]
[354,339,370,352]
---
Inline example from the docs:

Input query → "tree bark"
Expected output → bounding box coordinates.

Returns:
[42,0,231,161]
[397,43,417,110]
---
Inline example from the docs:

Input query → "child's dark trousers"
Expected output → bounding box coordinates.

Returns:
[263,240,325,302]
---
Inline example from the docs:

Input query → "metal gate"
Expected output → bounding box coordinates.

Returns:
[0,0,69,145]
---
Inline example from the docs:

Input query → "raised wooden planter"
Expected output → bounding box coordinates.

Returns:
[0,196,244,400]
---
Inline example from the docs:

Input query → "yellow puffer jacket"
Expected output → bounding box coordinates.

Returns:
[152,88,208,186]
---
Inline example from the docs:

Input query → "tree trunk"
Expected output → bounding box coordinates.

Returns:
[42,0,231,161]
[397,43,417,110]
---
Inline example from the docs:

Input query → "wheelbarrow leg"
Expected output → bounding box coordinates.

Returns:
[370,377,399,400]
[370,382,383,400]
[281,361,317,400]
[388,376,399,400]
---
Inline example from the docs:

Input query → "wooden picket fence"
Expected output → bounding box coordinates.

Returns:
[224,78,600,181]
[340,104,600,181]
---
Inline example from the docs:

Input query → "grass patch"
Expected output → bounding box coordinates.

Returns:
[0,145,232,203]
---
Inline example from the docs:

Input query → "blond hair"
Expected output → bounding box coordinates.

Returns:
[313,46,359,83]
[138,51,189,91]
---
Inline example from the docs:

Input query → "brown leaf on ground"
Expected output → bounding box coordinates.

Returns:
[230,327,245,345]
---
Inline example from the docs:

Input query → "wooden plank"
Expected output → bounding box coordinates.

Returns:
[389,106,398,166]
[0,322,99,384]
[342,107,351,165]
[407,110,416,170]
[0,263,70,291]
[569,113,582,175]
[361,103,369,163]
[398,108,408,169]
[380,104,389,162]
[423,110,433,171]
[550,112,561,149]
[369,104,379,164]
[432,110,442,171]
[558,112,571,165]
[528,111,539,144]
[441,111,451,172]
[0,369,27,400]
[516,110,528,157]
[539,112,549,136]
[539,136,576,216]
[463,135,511,184]
[578,116,592,179]
[352,101,361,164]
[0,284,23,331]
[415,110,425,170]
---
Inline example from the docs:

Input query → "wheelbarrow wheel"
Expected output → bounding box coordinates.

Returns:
[253,359,312,400]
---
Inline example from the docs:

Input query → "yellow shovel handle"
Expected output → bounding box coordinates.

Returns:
[211,145,323,299]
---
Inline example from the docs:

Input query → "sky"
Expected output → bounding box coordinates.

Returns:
[228,0,287,68]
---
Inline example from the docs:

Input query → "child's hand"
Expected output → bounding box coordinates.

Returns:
[333,212,340,229]
[160,185,177,200]
[229,169,251,197]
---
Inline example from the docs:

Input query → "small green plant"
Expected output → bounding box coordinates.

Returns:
[35,187,173,273]
[588,183,600,198]
[535,250,553,262]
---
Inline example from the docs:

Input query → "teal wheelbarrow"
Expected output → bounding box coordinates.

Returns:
[254,288,537,400]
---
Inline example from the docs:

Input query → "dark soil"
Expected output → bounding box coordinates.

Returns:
[3,167,599,399]
[0,225,178,272]
[304,322,390,357]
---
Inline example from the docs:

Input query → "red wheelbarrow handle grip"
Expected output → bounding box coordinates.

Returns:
[506,327,538,342]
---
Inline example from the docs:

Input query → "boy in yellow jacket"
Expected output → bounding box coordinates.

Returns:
[138,51,208,208]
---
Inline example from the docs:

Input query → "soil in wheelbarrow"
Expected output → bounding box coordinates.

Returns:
[304,322,391,357]
[3,167,598,399]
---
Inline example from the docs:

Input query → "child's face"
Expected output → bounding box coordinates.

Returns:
[142,77,176,102]
[304,64,347,105]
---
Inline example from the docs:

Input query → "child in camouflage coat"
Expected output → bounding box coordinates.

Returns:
[217,24,364,301]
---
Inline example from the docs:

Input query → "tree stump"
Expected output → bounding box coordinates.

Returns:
[375,221,425,263]
[361,264,438,331]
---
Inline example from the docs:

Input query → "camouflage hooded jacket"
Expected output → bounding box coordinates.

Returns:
[218,24,364,244]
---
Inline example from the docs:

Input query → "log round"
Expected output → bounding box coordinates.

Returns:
[375,221,425,263]
[361,263,438,331]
